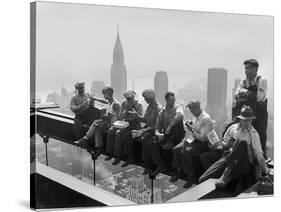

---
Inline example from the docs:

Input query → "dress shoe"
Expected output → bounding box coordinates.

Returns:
[121,161,130,168]
[183,175,197,188]
[215,167,232,189]
[150,162,165,177]
[112,158,121,165]
[162,140,174,150]
[93,147,102,158]
[142,167,152,175]
[74,137,89,148]
[170,175,179,183]
[105,155,113,161]
[183,180,193,188]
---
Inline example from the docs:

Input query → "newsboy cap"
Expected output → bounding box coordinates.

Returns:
[75,82,85,89]
[123,90,136,99]
[142,89,156,99]
[244,59,259,68]
[186,100,201,109]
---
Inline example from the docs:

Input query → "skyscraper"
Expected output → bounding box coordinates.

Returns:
[206,68,228,122]
[127,175,162,204]
[154,71,168,106]
[232,78,241,101]
[110,28,127,101]
[90,81,106,98]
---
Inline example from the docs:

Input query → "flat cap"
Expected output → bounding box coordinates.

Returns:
[142,89,156,99]
[244,59,259,67]
[75,82,85,89]
[186,100,201,109]
[123,90,136,99]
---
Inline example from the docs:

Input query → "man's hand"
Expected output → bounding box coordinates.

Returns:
[165,126,172,135]
[80,100,89,109]
[181,140,188,154]
[263,167,270,176]
[155,132,165,141]
[185,121,195,133]
[225,136,236,148]
[101,114,109,120]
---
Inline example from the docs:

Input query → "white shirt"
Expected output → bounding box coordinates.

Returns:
[236,75,267,102]
[191,110,213,142]
[105,99,119,124]
[223,123,263,163]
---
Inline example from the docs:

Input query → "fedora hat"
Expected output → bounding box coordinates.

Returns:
[236,105,256,120]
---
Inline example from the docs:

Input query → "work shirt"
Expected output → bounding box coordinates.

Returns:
[156,104,184,132]
[236,75,267,102]
[104,99,120,124]
[120,99,143,122]
[223,123,263,163]
[144,102,162,128]
[191,110,213,142]
[70,93,88,115]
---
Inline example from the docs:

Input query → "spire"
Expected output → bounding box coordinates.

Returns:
[113,25,124,65]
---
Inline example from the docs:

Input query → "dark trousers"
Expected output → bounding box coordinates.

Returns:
[106,125,138,156]
[86,119,109,148]
[172,141,185,171]
[73,117,87,139]
[143,135,178,166]
[200,150,222,172]
[123,130,154,162]
[199,140,253,183]
[181,140,210,175]
[113,123,141,158]
[141,131,158,165]
[252,116,268,154]
[106,127,117,154]
[253,101,268,153]
[146,138,162,165]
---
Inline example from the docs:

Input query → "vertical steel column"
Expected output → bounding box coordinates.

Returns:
[40,135,50,166]
[90,150,97,186]
[93,158,96,186]
[149,175,155,203]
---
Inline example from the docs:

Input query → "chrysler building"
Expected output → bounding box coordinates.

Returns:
[110,28,127,101]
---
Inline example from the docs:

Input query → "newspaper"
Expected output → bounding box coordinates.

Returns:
[113,120,129,129]
[207,130,220,147]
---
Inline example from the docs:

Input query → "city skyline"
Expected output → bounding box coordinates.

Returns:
[35,2,273,111]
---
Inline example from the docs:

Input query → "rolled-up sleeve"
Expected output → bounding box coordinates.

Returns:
[155,111,163,132]
[176,105,184,116]
[257,78,267,102]
[222,124,237,147]
[251,131,263,158]
[195,118,213,142]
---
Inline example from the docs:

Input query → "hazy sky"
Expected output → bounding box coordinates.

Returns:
[36,2,273,105]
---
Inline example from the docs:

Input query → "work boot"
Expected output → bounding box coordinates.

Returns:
[150,162,165,177]
[105,154,113,161]
[170,175,179,183]
[215,167,232,189]
[162,140,174,150]
[121,161,130,168]
[183,174,197,189]
[93,147,103,158]
[142,166,153,175]
[74,137,89,148]
[112,158,121,165]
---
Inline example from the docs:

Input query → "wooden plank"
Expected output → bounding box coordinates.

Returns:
[167,179,217,203]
